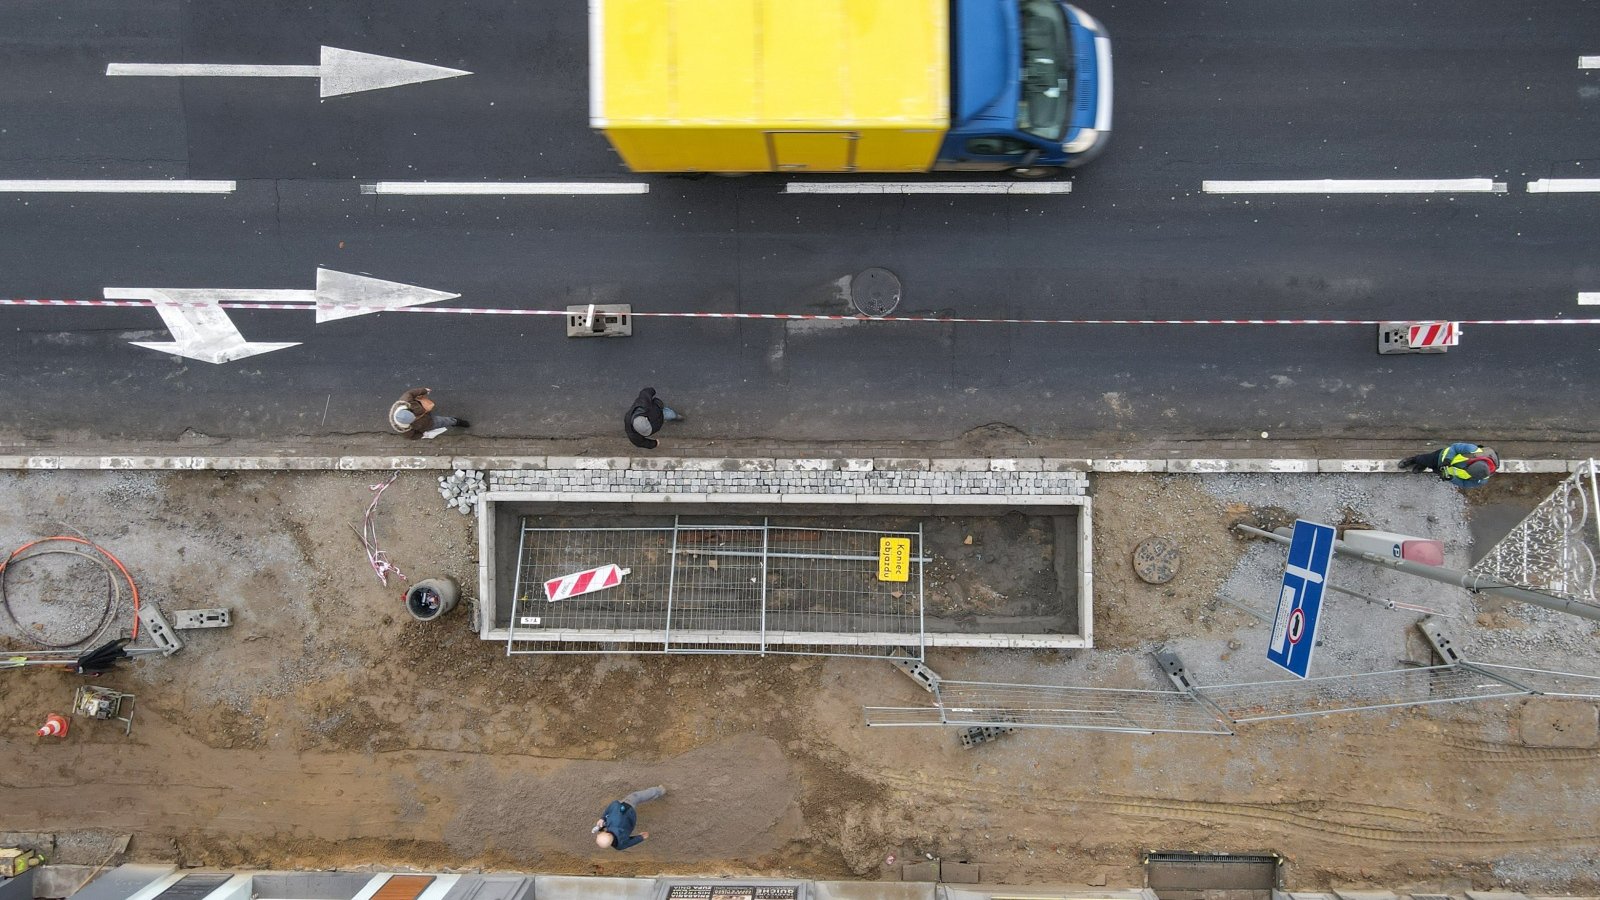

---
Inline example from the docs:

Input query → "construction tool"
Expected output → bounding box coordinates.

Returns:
[72,684,136,735]
[0,848,46,878]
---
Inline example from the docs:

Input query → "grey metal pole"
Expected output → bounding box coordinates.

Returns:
[1235,523,1600,623]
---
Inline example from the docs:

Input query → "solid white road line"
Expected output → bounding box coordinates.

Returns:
[1581,56,1600,68]
[785,182,1072,194]
[1580,293,1600,306]
[1203,179,1505,194]
[1527,179,1600,193]
[360,181,649,195]
[0,180,236,193]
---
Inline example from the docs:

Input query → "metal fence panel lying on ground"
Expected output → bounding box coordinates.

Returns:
[1199,665,1527,723]
[864,680,1236,735]
[865,661,1600,735]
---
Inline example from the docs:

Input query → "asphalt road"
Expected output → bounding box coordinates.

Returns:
[1,0,1598,448]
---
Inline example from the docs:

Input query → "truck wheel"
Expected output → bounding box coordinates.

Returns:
[1009,166,1061,180]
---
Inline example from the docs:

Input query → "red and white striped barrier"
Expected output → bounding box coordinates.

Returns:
[1,297,1598,328]
[1407,321,1460,348]
[544,564,630,602]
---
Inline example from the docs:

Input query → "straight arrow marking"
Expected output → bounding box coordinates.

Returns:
[107,46,471,98]
[104,269,458,364]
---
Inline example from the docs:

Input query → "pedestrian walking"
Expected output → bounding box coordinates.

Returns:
[1399,442,1499,489]
[591,786,665,850]
[390,387,470,440]
[624,387,685,450]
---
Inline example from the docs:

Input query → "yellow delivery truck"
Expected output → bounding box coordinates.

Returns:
[589,0,1112,176]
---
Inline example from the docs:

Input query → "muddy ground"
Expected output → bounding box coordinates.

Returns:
[2,470,1598,890]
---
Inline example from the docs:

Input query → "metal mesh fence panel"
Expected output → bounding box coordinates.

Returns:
[507,519,923,657]
[1468,662,1600,698]
[1469,460,1600,607]
[1198,665,1528,722]
[864,680,1234,734]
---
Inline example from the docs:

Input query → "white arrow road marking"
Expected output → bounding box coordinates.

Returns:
[107,46,471,98]
[104,269,458,364]
[0,180,236,193]
[312,268,459,323]
[106,288,302,364]
[1203,179,1506,194]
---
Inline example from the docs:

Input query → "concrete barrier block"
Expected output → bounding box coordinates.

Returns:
[1318,459,1389,473]
[930,458,989,472]
[1499,459,1570,474]
[873,457,931,472]
[457,456,547,470]
[1168,459,1231,473]
[777,458,840,471]
[1092,459,1166,472]
[1042,458,1093,472]
[940,862,981,884]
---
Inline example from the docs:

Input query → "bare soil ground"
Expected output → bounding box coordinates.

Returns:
[2,470,1598,890]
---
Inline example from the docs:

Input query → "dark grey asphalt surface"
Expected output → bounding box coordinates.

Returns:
[1,0,1598,450]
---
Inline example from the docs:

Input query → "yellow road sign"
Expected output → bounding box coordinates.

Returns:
[878,537,910,582]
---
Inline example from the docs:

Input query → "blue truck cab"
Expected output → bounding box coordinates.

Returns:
[936,0,1112,175]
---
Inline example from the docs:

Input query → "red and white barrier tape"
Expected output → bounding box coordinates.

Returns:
[3,297,1599,327]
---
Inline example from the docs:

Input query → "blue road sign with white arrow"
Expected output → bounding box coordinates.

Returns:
[1267,519,1337,678]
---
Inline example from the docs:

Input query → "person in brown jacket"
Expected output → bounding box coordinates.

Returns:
[389,387,470,439]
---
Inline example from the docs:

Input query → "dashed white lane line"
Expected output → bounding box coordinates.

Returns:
[1203,179,1506,194]
[1580,293,1600,306]
[785,182,1072,194]
[0,180,236,193]
[360,181,649,195]
[1581,56,1600,68]
[1528,179,1600,193]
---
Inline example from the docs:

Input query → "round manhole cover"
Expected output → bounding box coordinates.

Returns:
[850,267,902,317]
[1133,537,1181,584]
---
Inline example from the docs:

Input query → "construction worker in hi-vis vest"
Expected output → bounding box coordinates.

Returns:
[1399,443,1500,488]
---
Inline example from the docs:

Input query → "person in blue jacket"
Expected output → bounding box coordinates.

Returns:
[592,786,666,850]
[1399,443,1500,488]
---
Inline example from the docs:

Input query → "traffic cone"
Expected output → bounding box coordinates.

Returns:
[36,713,69,737]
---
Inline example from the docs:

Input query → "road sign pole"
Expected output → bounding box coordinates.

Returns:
[1237,524,1600,623]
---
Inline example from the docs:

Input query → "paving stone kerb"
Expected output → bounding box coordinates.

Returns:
[0,455,1584,474]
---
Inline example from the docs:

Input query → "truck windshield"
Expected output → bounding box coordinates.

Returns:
[1016,0,1073,141]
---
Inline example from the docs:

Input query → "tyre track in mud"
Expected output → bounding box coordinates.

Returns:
[865,767,1600,850]
[1333,731,1600,764]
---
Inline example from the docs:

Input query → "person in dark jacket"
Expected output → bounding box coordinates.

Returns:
[1399,442,1499,488]
[389,387,469,439]
[591,786,666,850]
[624,387,684,450]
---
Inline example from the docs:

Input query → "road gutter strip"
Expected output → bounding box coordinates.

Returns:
[0,455,1581,474]
[1203,179,1506,194]
[0,180,237,193]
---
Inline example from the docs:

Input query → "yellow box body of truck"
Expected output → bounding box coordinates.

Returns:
[590,0,949,173]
